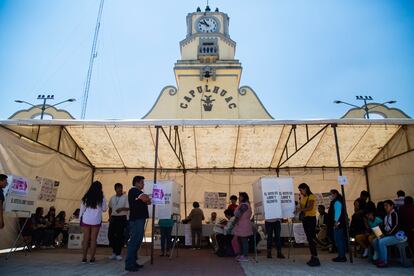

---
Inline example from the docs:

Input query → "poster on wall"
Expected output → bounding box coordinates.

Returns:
[37,176,60,202]
[253,177,295,220]
[204,192,227,209]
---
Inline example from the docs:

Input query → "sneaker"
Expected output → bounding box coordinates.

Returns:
[277,252,286,259]
[115,255,122,261]
[376,260,388,268]
[307,257,321,267]
[237,256,249,262]
[267,251,272,259]
[135,263,144,269]
[108,254,116,260]
[89,258,95,264]
[82,258,87,263]
[332,256,347,262]
[125,266,139,272]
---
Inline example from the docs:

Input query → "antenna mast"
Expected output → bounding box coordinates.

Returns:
[81,0,105,119]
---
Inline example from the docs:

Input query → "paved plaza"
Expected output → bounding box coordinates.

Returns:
[1,246,413,275]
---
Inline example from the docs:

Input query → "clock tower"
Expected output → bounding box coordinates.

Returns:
[143,6,272,119]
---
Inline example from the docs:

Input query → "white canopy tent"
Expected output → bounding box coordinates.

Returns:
[1,118,414,251]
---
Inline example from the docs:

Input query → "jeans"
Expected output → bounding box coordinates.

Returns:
[373,235,404,263]
[238,236,249,257]
[125,219,146,268]
[302,216,318,257]
[160,226,172,253]
[108,216,127,255]
[191,227,202,248]
[334,227,346,258]
[265,221,282,252]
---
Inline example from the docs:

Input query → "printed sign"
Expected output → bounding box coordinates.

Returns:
[253,177,295,220]
[293,223,307,244]
[97,223,109,245]
[204,192,227,209]
[152,183,165,205]
[144,180,181,219]
[4,175,41,216]
[10,176,29,196]
[338,176,348,186]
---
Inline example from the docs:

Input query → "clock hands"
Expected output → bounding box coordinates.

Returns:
[200,19,210,27]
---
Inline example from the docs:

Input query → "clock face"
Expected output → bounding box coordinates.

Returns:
[197,17,218,33]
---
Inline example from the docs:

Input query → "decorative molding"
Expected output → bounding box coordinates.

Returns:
[141,85,177,119]
[9,105,75,119]
[341,103,411,119]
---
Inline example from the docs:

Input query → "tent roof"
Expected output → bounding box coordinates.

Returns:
[1,119,413,170]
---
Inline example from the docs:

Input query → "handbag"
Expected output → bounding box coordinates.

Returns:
[299,196,309,221]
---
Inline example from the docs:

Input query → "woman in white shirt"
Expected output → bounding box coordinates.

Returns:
[80,181,107,263]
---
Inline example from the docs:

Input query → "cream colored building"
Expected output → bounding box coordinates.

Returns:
[143,8,272,119]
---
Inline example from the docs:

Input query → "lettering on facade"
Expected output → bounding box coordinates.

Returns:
[179,85,237,111]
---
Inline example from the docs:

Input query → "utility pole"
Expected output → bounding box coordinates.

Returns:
[15,95,76,120]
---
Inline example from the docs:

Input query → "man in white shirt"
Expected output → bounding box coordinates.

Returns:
[108,183,129,261]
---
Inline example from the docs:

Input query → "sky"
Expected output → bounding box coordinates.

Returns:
[0,0,413,120]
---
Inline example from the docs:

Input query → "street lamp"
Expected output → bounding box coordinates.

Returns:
[15,95,76,119]
[334,96,396,119]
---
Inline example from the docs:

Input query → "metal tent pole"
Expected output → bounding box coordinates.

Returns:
[332,124,353,263]
[150,126,160,265]
[183,169,188,218]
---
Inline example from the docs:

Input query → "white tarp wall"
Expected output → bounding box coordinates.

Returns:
[0,127,93,250]
[95,167,366,222]
[367,125,414,202]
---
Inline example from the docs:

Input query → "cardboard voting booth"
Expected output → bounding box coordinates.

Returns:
[253,177,295,220]
[143,180,181,219]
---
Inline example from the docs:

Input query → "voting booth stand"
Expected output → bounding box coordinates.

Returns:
[253,176,297,262]
[143,180,181,258]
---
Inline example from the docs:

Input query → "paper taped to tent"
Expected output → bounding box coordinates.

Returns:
[1,118,414,249]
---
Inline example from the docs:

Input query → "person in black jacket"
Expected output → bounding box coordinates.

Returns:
[330,189,347,262]
[125,176,150,272]
[373,200,406,268]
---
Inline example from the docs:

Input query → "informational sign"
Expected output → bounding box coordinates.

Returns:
[338,176,348,186]
[144,180,181,219]
[97,222,109,245]
[37,176,60,202]
[253,177,295,220]
[293,223,307,244]
[4,175,41,217]
[204,192,227,209]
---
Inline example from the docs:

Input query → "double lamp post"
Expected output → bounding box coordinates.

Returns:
[15,95,76,120]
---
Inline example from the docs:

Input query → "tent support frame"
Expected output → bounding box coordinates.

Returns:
[332,123,353,263]
[151,125,187,265]
[150,126,160,265]
[0,125,93,168]
[277,124,329,168]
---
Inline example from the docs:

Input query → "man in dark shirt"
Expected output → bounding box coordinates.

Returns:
[0,174,8,229]
[125,175,150,272]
